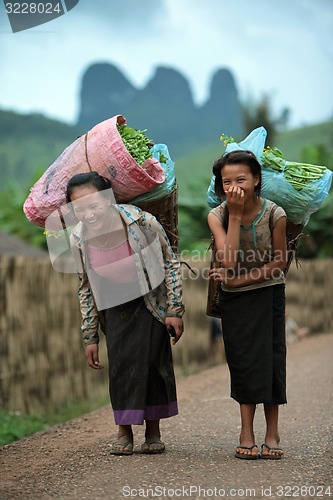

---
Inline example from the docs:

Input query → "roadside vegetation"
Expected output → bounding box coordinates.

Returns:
[0,396,109,446]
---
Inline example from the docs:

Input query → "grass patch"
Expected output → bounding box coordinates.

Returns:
[0,396,109,447]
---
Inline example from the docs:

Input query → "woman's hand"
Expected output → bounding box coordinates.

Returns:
[85,344,104,369]
[165,317,184,345]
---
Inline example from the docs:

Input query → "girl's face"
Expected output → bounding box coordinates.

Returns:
[220,163,259,200]
[69,185,112,233]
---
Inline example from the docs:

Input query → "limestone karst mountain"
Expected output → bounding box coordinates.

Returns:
[76,63,244,153]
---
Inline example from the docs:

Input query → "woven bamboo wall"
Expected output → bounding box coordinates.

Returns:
[284,259,333,334]
[0,256,332,413]
[0,255,109,414]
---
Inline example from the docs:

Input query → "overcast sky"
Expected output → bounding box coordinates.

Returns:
[0,0,332,129]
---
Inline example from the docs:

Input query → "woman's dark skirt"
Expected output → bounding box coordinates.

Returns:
[219,284,286,405]
[104,296,178,425]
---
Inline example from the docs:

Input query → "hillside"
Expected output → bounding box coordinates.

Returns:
[0,109,81,190]
[275,121,333,161]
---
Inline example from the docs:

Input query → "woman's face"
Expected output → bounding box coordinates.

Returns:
[69,185,112,233]
[220,163,259,200]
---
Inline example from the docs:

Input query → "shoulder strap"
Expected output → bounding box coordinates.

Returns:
[218,202,228,231]
[269,204,278,234]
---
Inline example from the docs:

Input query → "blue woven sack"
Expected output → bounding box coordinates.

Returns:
[261,165,332,225]
[131,144,176,204]
[207,127,267,207]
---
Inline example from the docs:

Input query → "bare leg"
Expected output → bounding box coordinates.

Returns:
[145,419,160,439]
[262,404,284,457]
[141,419,165,454]
[118,424,133,442]
[235,404,258,457]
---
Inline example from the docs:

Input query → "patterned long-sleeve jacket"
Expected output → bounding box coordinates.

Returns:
[70,204,185,346]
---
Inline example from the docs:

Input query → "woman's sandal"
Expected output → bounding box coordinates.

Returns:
[235,444,259,460]
[259,443,283,460]
[140,438,165,454]
[109,440,134,455]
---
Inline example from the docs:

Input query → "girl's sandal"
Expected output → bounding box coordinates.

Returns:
[259,443,283,460]
[235,444,259,460]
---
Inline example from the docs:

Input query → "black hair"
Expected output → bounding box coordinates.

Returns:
[66,171,112,203]
[212,149,262,199]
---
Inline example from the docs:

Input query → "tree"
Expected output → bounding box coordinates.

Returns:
[242,93,290,145]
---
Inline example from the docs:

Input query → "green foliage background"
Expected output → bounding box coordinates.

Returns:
[0,109,332,257]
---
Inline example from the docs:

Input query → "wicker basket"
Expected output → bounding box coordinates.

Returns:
[134,186,179,253]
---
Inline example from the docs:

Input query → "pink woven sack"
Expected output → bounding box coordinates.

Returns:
[23,115,165,228]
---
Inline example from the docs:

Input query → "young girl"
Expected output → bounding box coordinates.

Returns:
[208,150,287,460]
[66,171,184,455]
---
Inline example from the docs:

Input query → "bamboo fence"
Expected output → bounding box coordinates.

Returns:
[0,255,332,414]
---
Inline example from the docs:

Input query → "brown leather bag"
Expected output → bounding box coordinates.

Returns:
[206,204,224,318]
[206,235,222,318]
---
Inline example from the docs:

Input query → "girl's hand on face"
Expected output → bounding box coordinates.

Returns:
[225,186,245,216]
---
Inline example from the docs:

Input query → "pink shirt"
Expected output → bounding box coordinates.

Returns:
[88,240,138,283]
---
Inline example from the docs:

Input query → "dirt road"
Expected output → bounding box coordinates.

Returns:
[1,333,332,499]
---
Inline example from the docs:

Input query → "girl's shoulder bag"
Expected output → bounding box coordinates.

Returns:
[206,204,225,318]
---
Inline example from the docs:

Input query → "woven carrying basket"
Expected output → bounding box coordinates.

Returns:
[134,186,179,253]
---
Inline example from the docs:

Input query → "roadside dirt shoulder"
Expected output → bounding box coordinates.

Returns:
[1,333,332,499]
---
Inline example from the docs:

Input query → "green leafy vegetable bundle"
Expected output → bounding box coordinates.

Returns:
[261,147,327,191]
[260,146,332,225]
[117,124,168,167]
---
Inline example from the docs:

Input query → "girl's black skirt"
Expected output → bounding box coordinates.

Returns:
[219,284,286,405]
[104,296,178,425]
